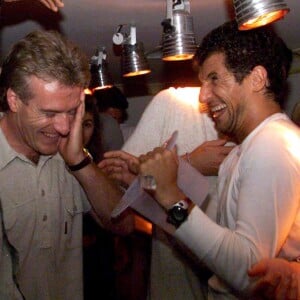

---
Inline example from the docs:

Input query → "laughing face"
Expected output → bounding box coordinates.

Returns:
[198,52,251,138]
[8,76,82,158]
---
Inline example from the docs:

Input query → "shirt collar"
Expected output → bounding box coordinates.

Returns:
[0,126,56,171]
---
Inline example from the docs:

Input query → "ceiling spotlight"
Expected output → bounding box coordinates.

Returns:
[112,24,151,77]
[233,0,290,30]
[161,0,197,61]
[88,47,113,92]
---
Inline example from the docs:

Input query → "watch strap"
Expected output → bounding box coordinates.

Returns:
[67,148,93,172]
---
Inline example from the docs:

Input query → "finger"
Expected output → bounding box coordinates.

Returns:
[104,150,139,165]
[221,146,235,155]
[105,165,123,174]
[250,271,281,298]
[41,0,64,11]
[70,97,84,142]
[103,150,125,158]
[274,275,289,300]
[139,154,148,164]
[205,139,228,147]
[248,259,268,277]
[40,0,58,11]
[170,144,178,159]
[39,0,51,10]
[262,273,281,299]
[286,273,298,300]
[152,146,165,154]
[97,160,111,170]
[99,157,127,167]
[128,160,139,174]
[54,0,64,8]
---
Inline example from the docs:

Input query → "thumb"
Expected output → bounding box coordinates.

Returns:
[170,145,179,162]
[210,139,228,146]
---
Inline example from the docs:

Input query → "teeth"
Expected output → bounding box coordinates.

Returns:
[43,133,58,138]
[211,104,226,113]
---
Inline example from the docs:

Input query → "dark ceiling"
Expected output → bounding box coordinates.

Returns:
[0,0,299,96]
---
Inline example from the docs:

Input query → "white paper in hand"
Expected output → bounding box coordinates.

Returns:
[131,157,209,234]
[111,131,178,218]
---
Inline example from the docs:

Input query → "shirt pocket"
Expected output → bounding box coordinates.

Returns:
[1,197,36,252]
[64,194,84,249]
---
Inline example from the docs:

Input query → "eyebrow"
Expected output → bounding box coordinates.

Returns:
[83,118,93,123]
[40,107,77,114]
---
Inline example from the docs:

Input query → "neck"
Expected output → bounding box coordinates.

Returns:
[0,112,40,164]
[235,99,281,144]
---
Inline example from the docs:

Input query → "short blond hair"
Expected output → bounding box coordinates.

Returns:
[0,30,90,111]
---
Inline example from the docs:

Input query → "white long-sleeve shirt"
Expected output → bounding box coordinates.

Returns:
[175,113,300,299]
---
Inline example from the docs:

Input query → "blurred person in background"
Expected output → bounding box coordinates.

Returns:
[94,86,135,144]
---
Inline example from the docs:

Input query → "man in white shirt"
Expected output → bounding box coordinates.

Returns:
[138,20,300,299]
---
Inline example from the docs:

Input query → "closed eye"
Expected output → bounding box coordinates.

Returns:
[68,109,77,116]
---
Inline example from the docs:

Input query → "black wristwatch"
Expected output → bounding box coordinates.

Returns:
[166,198,191,228]
[67,148,93,172]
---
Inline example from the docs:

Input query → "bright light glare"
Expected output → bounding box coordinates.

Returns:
[240,9,289,30]
[168,86,200,110]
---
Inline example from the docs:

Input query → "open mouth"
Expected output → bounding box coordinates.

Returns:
[210,103,227,119]
[42,132,60,141]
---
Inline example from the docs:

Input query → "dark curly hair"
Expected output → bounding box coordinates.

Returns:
[194,21,293,106]
[94,86,128,123]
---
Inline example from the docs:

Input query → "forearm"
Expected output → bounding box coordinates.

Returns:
[90,208,134,236]
[71,163,123,228]
[175,206,260,293]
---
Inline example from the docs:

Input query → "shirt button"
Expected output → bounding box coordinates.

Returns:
[41,189,45,197]
[43,215,48,221]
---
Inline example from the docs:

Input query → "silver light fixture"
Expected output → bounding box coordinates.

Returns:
[88,47,113,93]
[161,0,197,61]
[112,24,151,77]
[233,0,290,30]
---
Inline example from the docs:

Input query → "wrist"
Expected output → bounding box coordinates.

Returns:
[184,152,192,164]
[67,148,93,172]
[158,186,186,210]
[166,196,193,228]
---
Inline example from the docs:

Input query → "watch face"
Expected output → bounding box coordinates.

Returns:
[167,205,188,228]
[172,206,188,221]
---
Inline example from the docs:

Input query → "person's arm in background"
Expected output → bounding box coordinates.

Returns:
[98,138,233,184]
[3,0,64,12]
[248,258,300,300]
[187,139,234,176]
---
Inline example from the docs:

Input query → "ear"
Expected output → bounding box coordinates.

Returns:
[250,65,268,92]
[6,88,21,113]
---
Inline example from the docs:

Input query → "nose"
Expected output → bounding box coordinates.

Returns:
[199,82,212,104]
[54,113,71,136]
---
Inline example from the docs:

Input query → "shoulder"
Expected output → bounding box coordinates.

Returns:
[241,117,300,168]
